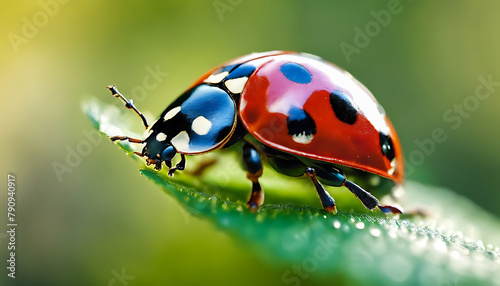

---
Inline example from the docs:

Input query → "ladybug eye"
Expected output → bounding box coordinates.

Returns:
[161,145,177,161]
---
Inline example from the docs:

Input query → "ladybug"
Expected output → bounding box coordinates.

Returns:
[107,51,403,214]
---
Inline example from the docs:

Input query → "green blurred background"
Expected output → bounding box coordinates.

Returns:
[1,0,500,285]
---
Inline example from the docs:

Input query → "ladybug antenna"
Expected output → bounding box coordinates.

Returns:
[344,180,402,215]
[107,84,149,129]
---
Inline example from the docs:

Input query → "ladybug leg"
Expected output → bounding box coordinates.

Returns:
[107,84,149,129]
[344,180,403,214]
[109,135,144,143]
[242,141,264,212]
[132,151,144,157]
[109,136,146,157]
[168,154,186,177]
[305,167,337,214]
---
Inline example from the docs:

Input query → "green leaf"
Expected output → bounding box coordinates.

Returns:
[84,98,500,286]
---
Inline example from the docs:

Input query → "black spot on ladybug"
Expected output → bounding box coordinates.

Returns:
[280,62,312,84]
[329,91,358,125]
[287,106,316,144]
[379,132,395,161]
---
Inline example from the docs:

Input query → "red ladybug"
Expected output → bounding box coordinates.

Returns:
[108,51,404,214]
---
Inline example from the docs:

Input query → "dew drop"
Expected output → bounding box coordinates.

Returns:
[355,222,365,230]
[433,240,448,253]
[369,228,381,237]
[333,220,341,229]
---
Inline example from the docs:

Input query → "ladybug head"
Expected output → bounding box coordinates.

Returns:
[140,131,178,171]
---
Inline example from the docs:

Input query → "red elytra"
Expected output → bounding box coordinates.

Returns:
[194,51,404,184]
[245,54,403,184]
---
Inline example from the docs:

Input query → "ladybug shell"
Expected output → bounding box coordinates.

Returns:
[192,51,404,183]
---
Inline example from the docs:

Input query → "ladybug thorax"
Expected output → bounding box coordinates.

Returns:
[143,81,241,159]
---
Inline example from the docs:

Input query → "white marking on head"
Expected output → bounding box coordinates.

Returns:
[156,132,167,142]
[224,77,248,94]
[192,116,212,135]
[204,71,229,84]
[171,131,190,151]
[291,132,314,144]
[163,106,181,121]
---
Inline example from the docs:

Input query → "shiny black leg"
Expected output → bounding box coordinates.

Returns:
[305,167,337,213]
[242,141,264,212]
[168,154,186,176]
[344,180,402,214]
